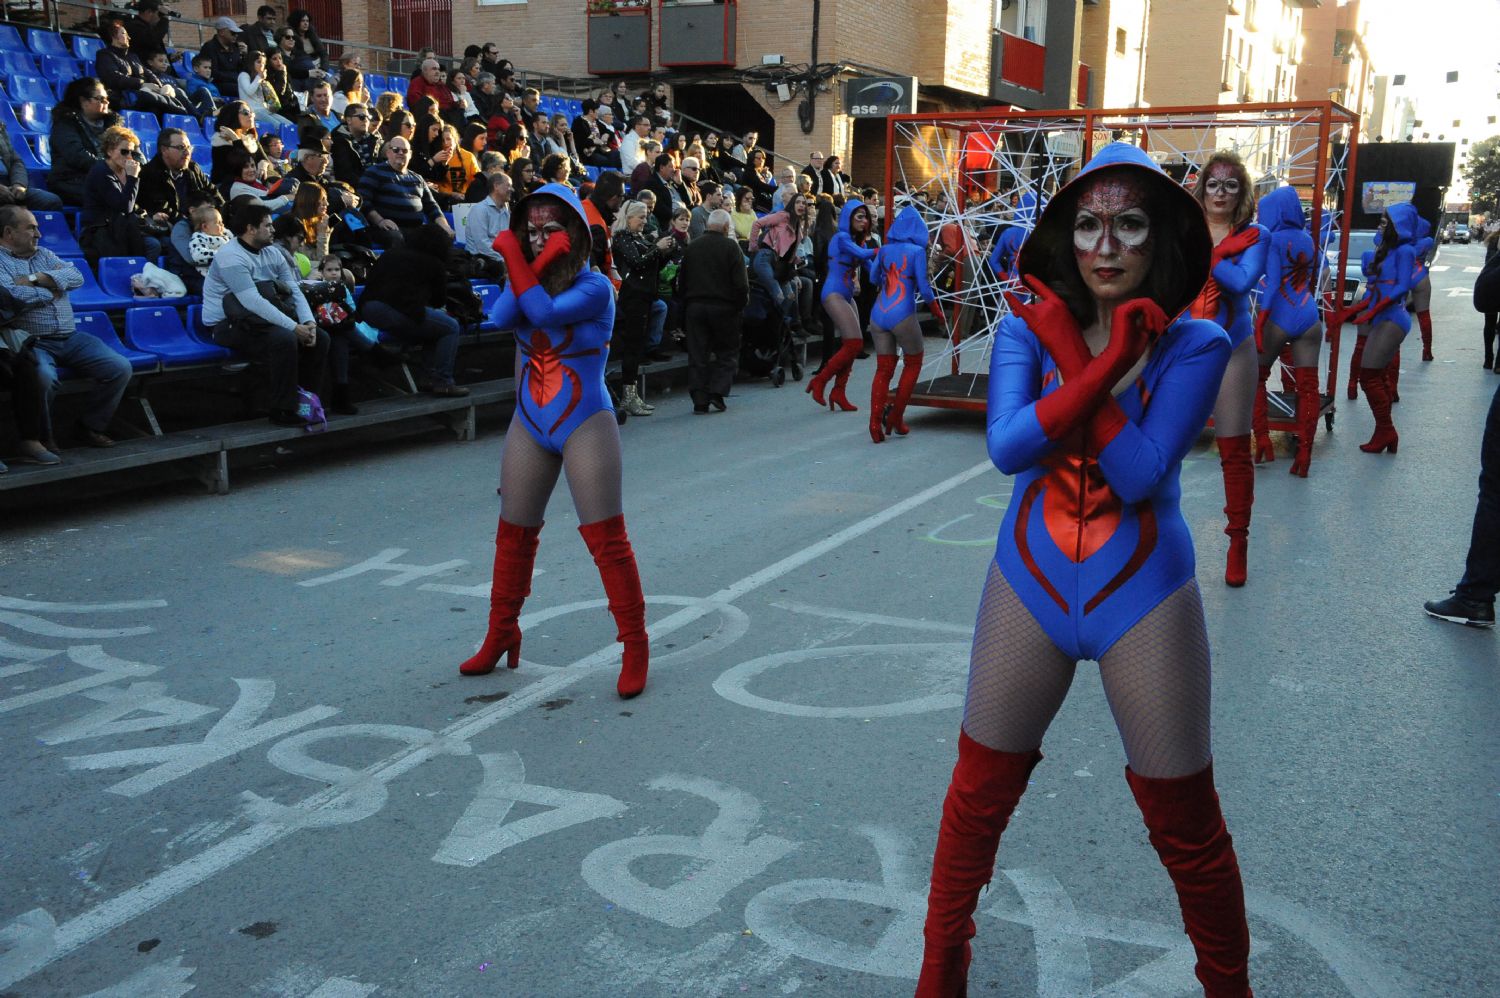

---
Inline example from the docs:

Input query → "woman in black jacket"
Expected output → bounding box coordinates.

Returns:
[94,19,189,116]
[356,223,468,396]
[49,78,124,206]
[609,199,677,416]
[286,9,329,90]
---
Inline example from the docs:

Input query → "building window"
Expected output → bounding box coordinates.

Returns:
[996,0,1047,45]
[1115,27,1126,54]
[1446,71,1459,83]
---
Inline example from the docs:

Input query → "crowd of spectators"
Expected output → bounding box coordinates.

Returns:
[2,21,895,466]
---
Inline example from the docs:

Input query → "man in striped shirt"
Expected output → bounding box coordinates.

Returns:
[356,137,452,249]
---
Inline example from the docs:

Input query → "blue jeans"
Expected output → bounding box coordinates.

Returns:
[3,187,63,210]
[30,332,132,440]
[360,301,460,384]
[646,298,667,350]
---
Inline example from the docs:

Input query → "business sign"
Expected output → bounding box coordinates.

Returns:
[843,76,918,117]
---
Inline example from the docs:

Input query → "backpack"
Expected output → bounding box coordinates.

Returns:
[445,278,485,329]
[295,387,327,433]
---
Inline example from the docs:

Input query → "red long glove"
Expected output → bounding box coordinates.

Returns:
[1212,227,1260,264]
[1347,295,1392,327]
[492,230,572,298]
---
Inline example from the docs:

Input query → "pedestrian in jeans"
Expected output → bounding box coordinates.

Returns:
[677,209,748,413]
[356,223,468,397]
[1425,248,1500,627]
[203,203,330,426]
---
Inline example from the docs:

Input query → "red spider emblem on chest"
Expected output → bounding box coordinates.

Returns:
[517,327,602,435]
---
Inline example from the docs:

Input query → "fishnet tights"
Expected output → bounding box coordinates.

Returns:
[1211,337,1259,437]
[962,564,1214,779]
[870,315,924,356]
[1359,320,1406,370]
[823,294,864,345]
[499,409,623,527]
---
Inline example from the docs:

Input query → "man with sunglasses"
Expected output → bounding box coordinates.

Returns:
[138,128,223,290]
[330,103,382,187]
[479,43,504,79]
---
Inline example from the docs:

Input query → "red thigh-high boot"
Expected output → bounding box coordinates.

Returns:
[917,730,1042,997]
[807,339,862,409]
[1216,436,1254,587]
[1251,366,1274,464]
[1126,765,1253,998]
[1358,368,1399,454]
[1346,334,1365,400]
[885,352,924,436]
[1288,367,1321,478]
[1277,345,1296,393]
[828,341,862,412]
[459,519,542,675]
[869,354,896,443]
[1386,349,1401,403]
[578,514,650,698]
[1418,310,1434,361]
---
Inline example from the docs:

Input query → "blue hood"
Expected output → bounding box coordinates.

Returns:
[837,198,867,238]
[509,181,593,256]
[1257,186,1305,233]
[1014,190,1041,226]
[1018,141,1211,320]
[1386,202,1420,244]
[886,205,929,248]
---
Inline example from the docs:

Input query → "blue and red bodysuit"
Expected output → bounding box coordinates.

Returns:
[1355,202,1420,334]
[1411,218,1434,291]
[871,206,937,329]
[1187,219,1268,348]
[989,141,1227,661]
[487,183,617,455]
[823,199,877,302]
[986,192,1040,287]
[1256,186,1320,337]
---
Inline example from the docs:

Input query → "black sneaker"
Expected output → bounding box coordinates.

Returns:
[1423,592,1496,628]
[708,394,726,412]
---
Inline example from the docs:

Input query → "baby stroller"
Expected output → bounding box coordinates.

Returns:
[740,281,803,387]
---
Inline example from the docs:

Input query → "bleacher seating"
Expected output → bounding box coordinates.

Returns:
[12,135,49,184]
[162,113,199,137]
[40,54,82,82]
[473,284,502,332]
[365,73,388,93]
[0,24,27,51]
[99,257,192,305]
[75,311,161,372]
[0,100,33,137]
[71,34,102,63]
[35,212,82,258]
[128,306,232,365]
[26,28,70,58]
[0,49,36,76]
[123,110,160,148]
[70,264,136,311]
[19,102,52,135]
[9,75,54,104]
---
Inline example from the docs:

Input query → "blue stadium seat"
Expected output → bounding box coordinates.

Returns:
[122,110,160,149]
[98,256,190,304]
[0,50,37,76]
[161,113,199,138]
[473,284,502,331]
[75,311,161,372]
[40,54,82,82]
[26,29,70,58]
[35,211,82,257]
[70,264,135,310]
[19,102,52,135]
[389,76,408,95]
[12,135,50,185]
[0,25,26,52]
[9,75,54,104]
[183,305,236,358]
[127,306,232,365]
[0,101,31,137]
[365,73,388,93]
[72,35,103,63]
[278,122,299,151]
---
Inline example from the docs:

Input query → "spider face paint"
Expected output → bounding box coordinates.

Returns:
[1201,162,1240,222]
[1073,173,1153,302]
[526,201,567,257]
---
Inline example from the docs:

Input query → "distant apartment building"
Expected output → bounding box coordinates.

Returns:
[1141,0,1306,111]
[1293,0,1374,118]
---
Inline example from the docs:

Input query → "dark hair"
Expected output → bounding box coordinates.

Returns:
[298,122,330,151]
[240,49,265,74]
[256,4,276,16]
[192,53,213,67]
[581,99,599,114]
[1370,213,1400,277]
[510,190,591,295]
[735,187,754,211]
[220,145,255,180]
[511,156,534,178]
[233,202,273,235]
[215,101,252,133]
[380,110,414,142]
[590,170,626,211]
[272,213,304,242]
[698,180,720,197]
[461,122,488,153]
[1193,151,1254,229]
[540,153,569,181]
[156,127,187,153]
[60,76,107,115]
[335,68,362,94]
[653,152,674,171]
[406,221,453,257]
[463,44,482,59]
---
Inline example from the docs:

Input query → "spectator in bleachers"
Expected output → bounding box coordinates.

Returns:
[583,171,623,282]
[199,17,248,97]
[729,130,757,168]
[290,182,331,266]
[802,151,827,195]
[271,28,302,90]
[50,79,125,207]
[641,81,672,127]
[138,126,222,280]
[572,101,619,169]
[447,71,482,126]
[337,51,364,76]
[509,157,538,201]
[688,181,724,240]
[635,190,660,238]
[357,222,466,397]
[820,154,849,197]
[743,148,776,213]
[259,133,289,179]
[220,146,293,209]
[597,104,621,150]
[685,140,719,187]
[379,109,416,145]
[678,208,746,414]
[374,92,403,124]
[125,0,172,60]
[486,92,523,156]
[203,203,328,426]
[526,115,556,161]
[331,68,368,116]
[427,125,477,207]
[299,81,342,132]
[411,114,445,177]
[678,156,704,208]
[187,202,229,275]
[730,186,755,245]
[620,116,651,174]
[462,150,505,203]
[184,53,225,119]
[242,5,279,55]
[747,193,810,336]
[640,153,684,231]
[463,169,511,263]
[209,102,267,183]
[145,50,186,91]
[283,144,352,220]
[549,112,579,163]
[286,10,329,89]
[306,252,376,415]
[0,297,52,468]
[471,73,500,122]
[517,89,542,132]
[0,206,131,453]
[408,49,438,78]
[596,87,622,125]
[627,139,660,196]
[703,131,736,184]
[239,49,295,129]
[80,125,164,263]
[263,49,296,116]
[0,124,63,211]
[408,59,457,120]
[479,44,504,79]
[538,153,572,190]
[330,103,381,187]
[772,164,799,212]
[357,136,449,248]
[461,122,488,159]
[97,20,191,117]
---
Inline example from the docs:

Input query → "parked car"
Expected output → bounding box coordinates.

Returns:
[1324,228,1382,309]
[1453,223,1471,244]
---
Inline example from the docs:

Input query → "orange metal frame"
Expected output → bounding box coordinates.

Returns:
[882,101,1362,422]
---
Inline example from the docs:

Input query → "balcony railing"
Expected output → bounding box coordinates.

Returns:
[992,29,1046,92]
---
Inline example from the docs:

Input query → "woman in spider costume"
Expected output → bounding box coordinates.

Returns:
[1347,203,1420,455]
[806,198,876,410]
[1411,217,1436,363]
[458,182,650,699]
[1250,186,1323,477]
[1188,152,1268,587]
[868,205,944,442]
[917,143,1252,998]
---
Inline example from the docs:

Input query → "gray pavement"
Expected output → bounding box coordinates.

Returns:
[1,242,1497,997]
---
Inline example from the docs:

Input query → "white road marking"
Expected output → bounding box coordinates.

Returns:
[0,459,995,991]
[1464,265,1482,273]
[713,644,968,718]
[0,596,168,613]
[304,977,378,997]
[770,600,970,635]
[78,957,195,997]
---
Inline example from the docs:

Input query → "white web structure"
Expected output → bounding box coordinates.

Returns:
[885,103,1359,407]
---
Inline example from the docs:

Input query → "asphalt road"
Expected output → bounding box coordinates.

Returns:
[1,242,1496,998]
